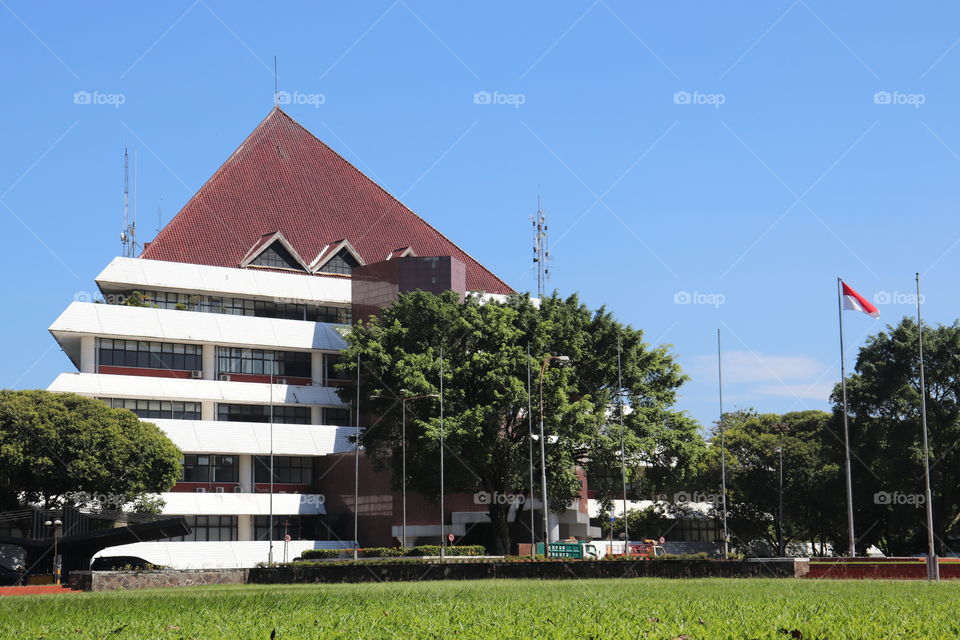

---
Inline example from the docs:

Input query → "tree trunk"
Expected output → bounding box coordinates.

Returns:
[487,501,512,555]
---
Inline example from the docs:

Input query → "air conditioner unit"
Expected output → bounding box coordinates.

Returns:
[190,370,202,378]
[218,374,231,381]
[215,486,225,494]
[195,487,206,493]
[275,378,287,385]
[233,486,243,493]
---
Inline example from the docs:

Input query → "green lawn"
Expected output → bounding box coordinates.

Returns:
[1,578,957,639]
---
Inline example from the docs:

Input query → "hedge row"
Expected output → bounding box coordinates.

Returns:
[300,545,486,560]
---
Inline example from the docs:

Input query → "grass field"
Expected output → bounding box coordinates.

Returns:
[1,578,957,639]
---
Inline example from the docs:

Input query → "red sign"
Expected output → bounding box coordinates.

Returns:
[283,534,291,542]
[447,533,455,543]
[658,536,666,544]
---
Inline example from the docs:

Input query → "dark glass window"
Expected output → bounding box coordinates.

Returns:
[216,404,311,425]
[97,338,201,371]
[171,515,237,542]
[324,407,351,426]
[325,354,345,381]
[319,248,359,275]
[217,348,311,378]
[254,515,302,541]
[181,454,238,483]
[254,456,313,484]
[100,398,200,420]
[250,242,303,270]
[313,305,351,324]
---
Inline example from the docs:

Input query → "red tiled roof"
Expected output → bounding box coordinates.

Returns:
[140,108,513,294]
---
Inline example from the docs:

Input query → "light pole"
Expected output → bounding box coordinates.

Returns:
[527,344,535,558]
[44,519,62,584]
[439,346,446,562]
[538,354,570,550]
[374,391,440,547]
[773,423,789,558]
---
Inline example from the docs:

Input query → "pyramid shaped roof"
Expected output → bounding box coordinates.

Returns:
[141,108,513,295]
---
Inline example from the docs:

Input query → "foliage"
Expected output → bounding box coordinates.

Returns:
[838,317,960,555]
[4,580,960,638]
[0,390,181,512]
[339,291,701,553]
[300,546,486,560]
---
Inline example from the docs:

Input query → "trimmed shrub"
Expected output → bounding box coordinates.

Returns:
[406,545,486,557]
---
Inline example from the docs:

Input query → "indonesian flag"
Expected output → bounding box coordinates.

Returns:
[841,281,880,318]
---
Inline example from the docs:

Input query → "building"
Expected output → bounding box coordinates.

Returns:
[45,108,596,568]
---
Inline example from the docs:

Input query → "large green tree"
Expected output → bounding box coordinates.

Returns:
[699,409,843,556]
[839,317,960,555]
[338,290,702,553]
[0,390,181,513]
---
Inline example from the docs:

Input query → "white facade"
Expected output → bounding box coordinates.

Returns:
[48,258,358,561]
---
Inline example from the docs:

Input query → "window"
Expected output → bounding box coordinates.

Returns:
[97,339,201,371]
[254,456,313,484]
[313,305,351,324]
[172,515,237,542]
[216,404,311,425]
[324,407,351,426]
[318,248,359,275]
[217,348,311,378]
[100,398,200,420]
[325,354,345,381]
[181,454,238,483]
[254,515,302,541]
[250,242,303,270]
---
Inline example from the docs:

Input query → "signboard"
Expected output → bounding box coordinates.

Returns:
[447,533,455,543]
[284,534,291,543]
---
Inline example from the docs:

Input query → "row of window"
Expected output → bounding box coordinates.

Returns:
[97,338,348,382]
[169,515,307,542]
[217,347,311,378]
[115,289,351,324]
[98,339,202,371]
[100,398,201,420]
[100,398,351,426]
[181,454,314,485]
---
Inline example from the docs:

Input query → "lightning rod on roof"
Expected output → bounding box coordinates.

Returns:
[273,55,279,107]
[531,190,550,298]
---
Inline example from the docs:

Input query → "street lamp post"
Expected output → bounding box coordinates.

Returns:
[44,519,62,585]
[773,423,789,558]
[538,354,570,550]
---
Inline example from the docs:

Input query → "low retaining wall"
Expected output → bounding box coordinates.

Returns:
[250,559,802,584]
[69,569,248,592]
[807,557,959,579]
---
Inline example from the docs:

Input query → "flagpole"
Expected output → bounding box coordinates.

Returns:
[915,273,939,581]
[837,277,856,557]
[717,328,729,560]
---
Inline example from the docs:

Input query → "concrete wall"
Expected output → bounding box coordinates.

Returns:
[69,568,248,592]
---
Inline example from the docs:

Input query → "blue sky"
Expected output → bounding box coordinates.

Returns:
[2,1,959,429]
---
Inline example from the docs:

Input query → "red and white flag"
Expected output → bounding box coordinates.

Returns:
[841,281,880,318]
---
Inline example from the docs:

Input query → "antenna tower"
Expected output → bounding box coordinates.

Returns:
[121,148,136,258]
[531,195,550,298]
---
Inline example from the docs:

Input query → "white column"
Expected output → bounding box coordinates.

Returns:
[239,455,252,492]
[311,351,324,386]
[80,335,96,373]
[311,406,322,425]
[237,514,253,541]
[201,401,215,421]
[202,344,216,380]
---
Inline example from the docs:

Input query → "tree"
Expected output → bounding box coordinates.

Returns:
[839,317,960,555]
[0,390,181,514]
[699,409,843,556]
[338,290,702,553]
